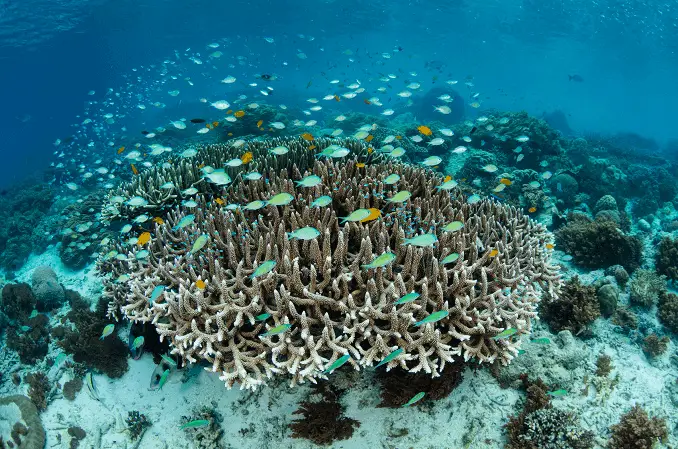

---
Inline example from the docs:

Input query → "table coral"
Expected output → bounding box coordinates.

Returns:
[100,137,561,390]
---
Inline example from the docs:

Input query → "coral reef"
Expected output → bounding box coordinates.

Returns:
[629,269,665,308]
[100,137,561,390]
[555,214,642,271]
[596,283,619,318]
[655,236,678,282]
[505,374,593,449]
[25,371,50,412]
[595,354,613,377]
[1,283,36,321]
[612,307,638,331]
[642,334,670,358]
[55,295,129,378]
[31,266,65,311]
[7,313,51,364]
[0,395,46,449]
[376,362,463,408]
[289,383,360,446]
[126,411,152,441]
[605,265,629,288]
[540,277,600,334]
[608,405,667,449]
[657,291,678,333]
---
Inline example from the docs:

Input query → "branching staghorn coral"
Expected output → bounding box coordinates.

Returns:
[99,137,561,390]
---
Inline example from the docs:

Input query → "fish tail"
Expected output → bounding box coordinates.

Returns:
[99,336,104,340]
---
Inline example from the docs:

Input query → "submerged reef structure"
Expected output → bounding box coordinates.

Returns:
[100,137,561,390]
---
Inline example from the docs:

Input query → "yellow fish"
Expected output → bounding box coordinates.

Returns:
[196,280,206,289]
[234,110,245,118]
[360,208,381,223]
[117,146,125,154]
[215,197,225,205]
[152,217,164,225]
[241,152,253,164]
[137,232,151,246]
[417,125,432,136]
[301,132,314,141]
[257,119,263,128]
[365,135,374,142]
[500,178,512,186]
[444,175,452,182]
[356,162,366,168]
[131,164,139,175]
[489,249,498,257]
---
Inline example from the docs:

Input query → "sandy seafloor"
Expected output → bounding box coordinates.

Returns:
[1,239,677,449]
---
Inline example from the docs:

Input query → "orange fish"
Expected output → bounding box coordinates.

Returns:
[308,145,317,151]
[356,162,366,168]
[417,125,432,136]
[489,249,499,257]
[137,232,151,246]
[212,121,219,128]
[395,135,402,140]
[152,217,164,225]
[364,99,372,105]
[117,146,125,154]
[131,164,139,175]
[528,207,537,213]
[301,132,314,141]
[234,110,245,118]
[241,151,253,164]
[499,178,512,186]
[215,197,225,205]
[365,135,374,142]
[257,120,263,128]
[226,110,233,114]
[360,208,381,223]
[444,175,452,182]
[546,243,555,250]
[334,95,341,102]
[196,280,206,290]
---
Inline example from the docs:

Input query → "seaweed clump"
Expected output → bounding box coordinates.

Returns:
[629,269,666,308]
[54,293,128,378]
[608,405,667,449]
[656,236,678,282]
[126,411,151,441]
[555,214,642,271]
[25,371,50,412]
[376,362,464,408]
[505,374,594,449]
[289,383,360,445]
[540,276,600,334]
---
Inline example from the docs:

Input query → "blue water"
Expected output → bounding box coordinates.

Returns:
[1,0,677,188]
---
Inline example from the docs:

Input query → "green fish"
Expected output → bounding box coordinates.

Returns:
[340,208,371,224]
[492,328,518,340]
[387,190,412,203]
[55,353,68,366]
[414,310,449,326]
[29,309,38,319]
[255,313,272,321]
[288,227,321,240]
[136,250,150,259]
[244,200,267,211]
[362,252,396,269]
[295,175,323,188]
[173,214,195,230]
[150,285,165,304]
[259,323,292,338]
[251,260,277,279]
[442,221,464,232]
[191,234,209,254]
[383,174,401,185]
[132,336,145,350]
[440,253,459,265]
[158,369,170,390]
[267,192,294,206]
[517,349,526,355]
[100,324,115,340]
[531,337,551,345]
[395,292,420,305]
[402,392,425,407]
[20,325,31,332]
[121,224,133,234]
[375,348,404,368]
[179,419,210,430]
[161,354,178,367]
[403,233,438,247]
[311,195,332,207]
[436,180,459,191]
[547,389,568,397]
[323,354,351,374]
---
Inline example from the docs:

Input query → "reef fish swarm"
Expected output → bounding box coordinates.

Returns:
[100,137,561,390]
